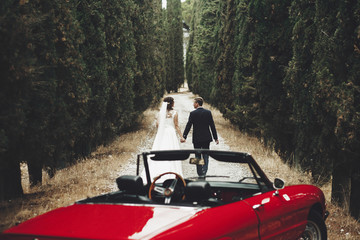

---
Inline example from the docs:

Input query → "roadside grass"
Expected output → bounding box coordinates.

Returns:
[1,104,359,239]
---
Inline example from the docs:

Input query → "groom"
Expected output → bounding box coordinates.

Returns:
[182,97,219,176]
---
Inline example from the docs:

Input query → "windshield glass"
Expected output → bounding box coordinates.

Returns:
[140,152,258,184]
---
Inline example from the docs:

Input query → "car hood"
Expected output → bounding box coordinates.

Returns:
[3,203,202,240]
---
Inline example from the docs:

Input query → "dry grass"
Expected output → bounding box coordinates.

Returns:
[1,103,359,239]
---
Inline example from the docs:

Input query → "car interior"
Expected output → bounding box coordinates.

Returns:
[77,150,273,207]
[78,174,263,207]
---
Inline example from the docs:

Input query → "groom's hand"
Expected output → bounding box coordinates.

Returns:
[216,139,219,145]
[180,137,186,143]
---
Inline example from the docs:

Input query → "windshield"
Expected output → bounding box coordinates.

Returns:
[138,150,265,186]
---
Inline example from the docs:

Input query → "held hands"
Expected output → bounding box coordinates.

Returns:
[180,138,217,144]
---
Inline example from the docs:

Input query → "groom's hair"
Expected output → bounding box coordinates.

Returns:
[194,97,203,106]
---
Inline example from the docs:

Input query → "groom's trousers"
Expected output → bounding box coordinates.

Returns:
[193,141,210,176]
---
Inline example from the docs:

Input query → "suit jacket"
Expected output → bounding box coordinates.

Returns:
[183,107,218,143]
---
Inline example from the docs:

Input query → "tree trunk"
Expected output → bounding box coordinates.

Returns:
[27,158,43,187]
[0,155,23,200]
[350,161,360,220]
[331,152,351,211]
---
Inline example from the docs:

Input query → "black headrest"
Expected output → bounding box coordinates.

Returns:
[116,175,143,194]
[185,181,211,202]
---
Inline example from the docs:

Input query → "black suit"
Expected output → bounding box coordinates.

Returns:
[183,107,218,176]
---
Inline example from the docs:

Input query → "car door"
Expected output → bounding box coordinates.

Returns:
[244,189,308,240]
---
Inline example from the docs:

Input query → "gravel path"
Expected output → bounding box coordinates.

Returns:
[115,85,252,184]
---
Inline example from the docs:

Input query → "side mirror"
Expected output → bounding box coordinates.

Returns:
[273,178,285,189]
[273,178,285,196]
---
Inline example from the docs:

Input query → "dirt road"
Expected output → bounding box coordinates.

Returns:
[115,85,232,184]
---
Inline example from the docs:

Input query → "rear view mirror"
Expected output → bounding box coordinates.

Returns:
[189,158,205,165]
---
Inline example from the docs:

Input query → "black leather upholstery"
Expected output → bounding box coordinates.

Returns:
[116,175,144,195]
[185,181,211,202]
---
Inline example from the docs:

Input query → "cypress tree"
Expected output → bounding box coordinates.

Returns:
[0,2,30,199]
[212,0,235,112]
[348,0,360,220]
[284,0,317,166]
[152,0,167,102]
[224,0,258,134]
[133,0,164,112]
[76,0,110,154]
[23,3,57,184]
[103,0,136,137]
[197,0,220,100]
[245,0,292,149]
[166,0,184,92]
[185,0,198,92]
[185,0,220,99]
[319,0,360,214]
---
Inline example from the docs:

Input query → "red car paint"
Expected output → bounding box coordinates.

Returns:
[1,150,327,240]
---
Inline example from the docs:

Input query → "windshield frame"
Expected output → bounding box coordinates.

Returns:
[137,150,273,192]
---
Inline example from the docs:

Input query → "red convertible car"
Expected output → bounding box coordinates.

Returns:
[2,150,328,240]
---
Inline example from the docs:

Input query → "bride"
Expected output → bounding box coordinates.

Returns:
[142,97,184,182]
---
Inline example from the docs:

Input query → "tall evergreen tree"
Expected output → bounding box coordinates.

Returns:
[103,0,137,138]
[318,0,360,215]
[196,0,220,100]
[246,0,293,149]
[185,0,220,99]
[185,0,199,92]
[133,0,164,112]
[224,0,258,134]
[348,0,360,220]
[284,0,317,167]
[166,0,184,92]
[76,0,110,156]
[46,0,90,177]
[0,2,31,199]
[212,0,235,112]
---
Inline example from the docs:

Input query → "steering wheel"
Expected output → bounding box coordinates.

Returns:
[148,172,186,204]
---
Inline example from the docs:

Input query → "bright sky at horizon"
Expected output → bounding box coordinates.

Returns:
[162,0,186,9]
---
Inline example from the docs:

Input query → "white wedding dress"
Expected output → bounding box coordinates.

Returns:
[141,103,183,183]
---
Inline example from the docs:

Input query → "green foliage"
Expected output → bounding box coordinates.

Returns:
[187,0,360,218]
[284,0,317,166]
[0,0,166,200]
[182,0,193,26]
[226,0,259,134]
[166,0,185,92]
[102,0,136,139]
[76,0,109,153]
[186,0,220,99]
[133,0,165,112]
[212,0,235,112]
[0,1,31,198]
